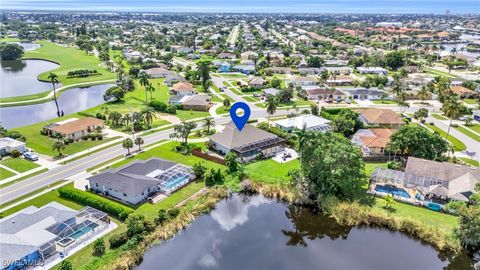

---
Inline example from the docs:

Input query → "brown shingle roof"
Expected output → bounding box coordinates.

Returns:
[172,82,194,92]
[50,117,104,135]
[451,86,475,95]
[354,108,404,125]
[359,128,395,148]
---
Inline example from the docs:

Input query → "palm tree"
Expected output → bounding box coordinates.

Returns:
[141,106,156,129]
[122,138,133,156]
[266,95,279,122]
[442,96,463,142]
[138,71,150,102]
[121,113,131,127]
[196,60,211,92]
[134,136,144,152]
[203,117,215,134]
[416,85,432,103]
[52,140,65,157]
[48,73,61,117]
[146,83,155,101]
[464,116,473,126]
[223,98,231,109]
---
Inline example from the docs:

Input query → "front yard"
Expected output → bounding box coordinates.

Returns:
[0,158,40,173]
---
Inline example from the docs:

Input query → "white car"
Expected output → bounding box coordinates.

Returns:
[24,152,39,161]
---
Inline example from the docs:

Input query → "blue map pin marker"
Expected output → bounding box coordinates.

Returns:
[230,102,251,131]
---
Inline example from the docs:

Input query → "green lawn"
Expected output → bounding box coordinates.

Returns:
[431,114,448,120]
[370,197,458,233]
[23,40,115,85]
[454,125,480,142]
[423,68,457,78]
[0,158,40,173]
[460,157,479,167]
[216,73,247,78]
[0,168,48,188]
[216,106,229,115]
[246,159,300,185]
[424,124,467,151]
[0,167,16,180]
[463,98,478,105]
[469,124,480,134]
[371,100,397,105]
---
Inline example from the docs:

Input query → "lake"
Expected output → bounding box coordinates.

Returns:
[0,84,113,129]
[137,194,474,270]
[1,59,60,98]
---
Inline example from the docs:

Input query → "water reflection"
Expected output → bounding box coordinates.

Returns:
[1,59,60,97]
[0,84,113,129]
[137,194,473,270]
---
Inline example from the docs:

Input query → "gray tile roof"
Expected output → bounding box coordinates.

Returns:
[209,122,280,151]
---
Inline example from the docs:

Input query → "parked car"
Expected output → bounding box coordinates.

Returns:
[345,99,351,104]
[220,87,226,92]
[24,152,39,161]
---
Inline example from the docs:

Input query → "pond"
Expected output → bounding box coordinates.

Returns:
[0,84,113,129]
[137,194,474,270]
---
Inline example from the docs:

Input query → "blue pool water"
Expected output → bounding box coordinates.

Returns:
[375,185,411,199]
[69,223,99,239]
[162,175,190,190]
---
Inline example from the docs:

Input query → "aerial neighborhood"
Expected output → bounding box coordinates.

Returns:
[0,9,479,270]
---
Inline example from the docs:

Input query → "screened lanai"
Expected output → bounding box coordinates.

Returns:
[371,167,450,189]
[155,164,194,193]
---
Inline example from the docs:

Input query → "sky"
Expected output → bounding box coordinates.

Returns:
[1,0,479,14]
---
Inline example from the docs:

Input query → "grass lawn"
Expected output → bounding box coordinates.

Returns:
[432,114,448,120]
[0,37,21,42]
[469,124,480,134]
[460,157,479,167]
[216,73,247,79]
[424,124,466,151]
[243,96,259,102]
[246,159,299,185]
[371,100,397,105]
[23,40,115,85]
[454,125,480,142]
[216,106,229,115]
[0,158,40,173]
[463,98,478,105]
[370,197,458,233]
[423,68,457,78]
[0,168,48,188]
[0,167,16,180]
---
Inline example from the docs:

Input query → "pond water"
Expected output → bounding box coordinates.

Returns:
[137,194,474,270]
[1,59,60,98]
[0,84,113,129]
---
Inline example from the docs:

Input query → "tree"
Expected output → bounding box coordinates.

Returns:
[197,60,211,92]
[384,194,396,210]
[52,141,65,157]
[320,70,329,83]
[266,95,279,122]
[0,42,24,60]
[413,108,429,123]
[203,117,215,135]
[155,209,168,225]
[307,56,323,68]
[138,71,150,102]
[141,106,156,128]
[92,238,105,256]
[385,126,449,161]
[103,86,125,102]
[270,77,282,88]
[109,111,123,127]
[310,104,319,116]
[48,73,61,117]
[384,50,406,70]
[223,98,231,108]
[331,109,362,137]
[192,162,207,179]
[464,116,473,126]
[442,96,463,143]
[297,132,366,201]
[134,136,144,151]
[455,205,480,252]
[225,152,239,173]
[122,138,133,155]
[57,260,73,270]
[126,213,145,236]
[416,85,432,103]
[170,121,197,145]
[277,89,293,103]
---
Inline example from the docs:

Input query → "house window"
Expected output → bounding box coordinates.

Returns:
[123,193,127,197]
[95,183,98,187]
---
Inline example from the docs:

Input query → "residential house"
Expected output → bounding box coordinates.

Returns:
[326,75,355,86]
[354,108,404,129]
[356,67,387,75]
[217,52,237,59]
[371,157,480,204]
[263,88,280,97]
[320,66,353,75]
[43,117,104,141]
[181,95,212,111]
[248,77,266,88]
[88,158,194,204]
[274,114,331,132]
[144,67,173,78]
[0,137,26,156]
[451,86,478,99]
[264,67,292,75]
[241,51,258,60]
[171,82,196,96]
[232,65,255,74]
[164,74,187,86]
[298,67,321,75]
[343,88,389,100]
[209,122,285,163]
[473,110,480,121]
[352,128,395,156]
[303,88,346,101]
[290,76,318,88]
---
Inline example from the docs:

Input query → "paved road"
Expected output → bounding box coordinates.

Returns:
[0,110,276,204]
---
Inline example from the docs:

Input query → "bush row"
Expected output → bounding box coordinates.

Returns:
[58,187,133,220]
[67,69,99,78]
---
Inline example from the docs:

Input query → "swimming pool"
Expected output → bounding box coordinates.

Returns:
[69,223,99,239]
[375,185,411,199]
[162,174,191,190]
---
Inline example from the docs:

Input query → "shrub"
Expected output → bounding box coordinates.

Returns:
[109,232,129,249]
[387,161,401,170]
[92,238,105,256]
[97,134,103,140]
[11,149,21,158]
[149,101,167,112]
[165,105,177,114]
[58,187,133,220]
[167,208,180,219]
[82,135,90,140]
[40,129,48,136]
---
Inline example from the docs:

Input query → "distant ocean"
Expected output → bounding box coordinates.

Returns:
[2,0,479,14]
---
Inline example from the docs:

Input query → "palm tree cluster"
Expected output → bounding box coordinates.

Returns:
[138,71,156,102]
[103,106,157,131]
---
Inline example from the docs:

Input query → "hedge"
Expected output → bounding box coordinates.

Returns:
[58,187,133,220]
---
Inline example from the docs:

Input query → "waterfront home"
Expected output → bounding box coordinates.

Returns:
[371,157,480,205]
[0,137,26,156]
[209,122,285,163]
[303,88,346,101]
[274,114,331,132]
[171,82,196,96]
[354,108,404,129]
[88,158,194,204]
[144,67,173,78]
[352,128,395,156]
[43,117,104,141]
[0,202,110,270]
[356,67,387,75]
